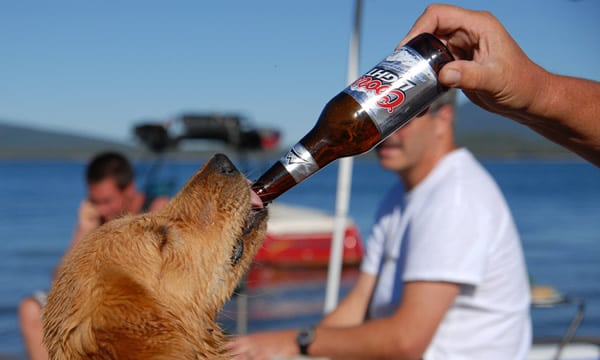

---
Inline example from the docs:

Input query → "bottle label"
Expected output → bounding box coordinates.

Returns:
[278,143,319,183]
[344,46,440,138]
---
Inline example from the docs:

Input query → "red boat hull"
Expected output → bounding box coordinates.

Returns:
[253,224,363,267]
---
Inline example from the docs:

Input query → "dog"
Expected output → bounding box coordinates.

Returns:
[42,154,268,359]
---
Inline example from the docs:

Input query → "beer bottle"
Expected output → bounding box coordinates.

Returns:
[252,33,454,204]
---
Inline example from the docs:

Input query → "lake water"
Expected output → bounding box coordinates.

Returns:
[0,155,599,357]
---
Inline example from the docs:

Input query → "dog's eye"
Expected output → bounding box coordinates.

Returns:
[230,238,244,266]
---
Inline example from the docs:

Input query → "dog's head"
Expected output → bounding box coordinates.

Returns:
[43,154,268,359]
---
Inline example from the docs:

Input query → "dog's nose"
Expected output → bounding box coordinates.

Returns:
[213,153,238,175]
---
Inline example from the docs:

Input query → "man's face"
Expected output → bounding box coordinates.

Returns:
[88,178,132,222]
[375,112,438,173]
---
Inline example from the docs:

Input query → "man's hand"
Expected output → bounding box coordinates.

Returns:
[76,200,101,237]
[226,329,297,360]
[399,4,600,166]
[399,4,547,119]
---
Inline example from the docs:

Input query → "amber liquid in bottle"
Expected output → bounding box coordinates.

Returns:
[252,33,454,204]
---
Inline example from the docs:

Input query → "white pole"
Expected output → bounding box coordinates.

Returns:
[324,0,362,314]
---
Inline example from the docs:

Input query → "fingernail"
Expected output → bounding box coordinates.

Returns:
[441,68,461,86]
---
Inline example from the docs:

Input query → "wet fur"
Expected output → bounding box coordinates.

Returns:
[42,154,268,359]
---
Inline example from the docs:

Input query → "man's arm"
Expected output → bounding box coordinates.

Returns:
[52,200,101,279]
[521,73,600,166]
[228,280,460,360]
[319,272,376,327]
[70,199,101,247]
[226,272,376,359]
[401,4,600,166]
[308,281,460,360]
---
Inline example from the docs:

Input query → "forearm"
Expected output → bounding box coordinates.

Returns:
[313,281,458,360]
[319,272,375,327]
[512,70,600,166]
[311,317,421,360]
[319,293,367,327]
[228,282,455,360]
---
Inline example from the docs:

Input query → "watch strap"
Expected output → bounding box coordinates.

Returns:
[297,326,315,355]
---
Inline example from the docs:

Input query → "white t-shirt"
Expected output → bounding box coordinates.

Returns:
[361,148,531,360]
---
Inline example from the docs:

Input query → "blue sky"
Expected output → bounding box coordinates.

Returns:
[1,0,599,146]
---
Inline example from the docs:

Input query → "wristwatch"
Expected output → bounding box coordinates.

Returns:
[296,326,315,355]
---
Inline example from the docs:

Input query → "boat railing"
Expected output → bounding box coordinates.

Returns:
[531,285,589,360]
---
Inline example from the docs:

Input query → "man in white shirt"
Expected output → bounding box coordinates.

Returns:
[228,89,532,359]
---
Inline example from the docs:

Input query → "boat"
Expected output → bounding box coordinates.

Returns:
[529,340,600,360]
[527,285,600,360]
[254,202,363,267]
[134,113,281,153]
[133,114,364,268]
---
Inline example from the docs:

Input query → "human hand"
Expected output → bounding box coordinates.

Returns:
[226,330,297,360]
[76,200,101,236]
[399,4,548,120]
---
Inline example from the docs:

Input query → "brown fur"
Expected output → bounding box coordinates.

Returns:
[42,154,268,359]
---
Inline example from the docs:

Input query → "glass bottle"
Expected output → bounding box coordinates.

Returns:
[252,33,454,204]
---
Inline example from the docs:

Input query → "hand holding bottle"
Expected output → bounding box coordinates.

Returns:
[399,4,600,166]
[399,4,546,120]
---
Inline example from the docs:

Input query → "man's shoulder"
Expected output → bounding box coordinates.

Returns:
[435,149,498,192]
[419,150,506,213]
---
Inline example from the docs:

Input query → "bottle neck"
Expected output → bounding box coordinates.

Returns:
[252,92,382,204]
[252,133,326,204]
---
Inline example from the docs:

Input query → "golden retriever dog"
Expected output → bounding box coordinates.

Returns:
[42,154,268,359]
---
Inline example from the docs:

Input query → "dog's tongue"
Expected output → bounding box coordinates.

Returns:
[250,189,264,209]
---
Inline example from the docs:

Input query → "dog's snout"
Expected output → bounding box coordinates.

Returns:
[213,154,238,176]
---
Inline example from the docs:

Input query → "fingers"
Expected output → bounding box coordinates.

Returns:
[399,4,470,47]
[438,60,483,89]
[80,199,95,211]
[398,5,508,93]
[80,200,99,220]
[225,339,243,359]
[226,337,258,360]
[78,200,101,233]
[226,332,293,360]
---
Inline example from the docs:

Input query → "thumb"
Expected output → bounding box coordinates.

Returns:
[439,60,488,91]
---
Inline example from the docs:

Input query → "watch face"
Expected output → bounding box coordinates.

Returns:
[297,327,314,345]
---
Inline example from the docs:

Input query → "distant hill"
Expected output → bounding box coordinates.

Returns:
[456,101,535,138]
[455,101,575,159]
[0,104,578,160]
[0,120,135,159]
[0,120,267,160]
